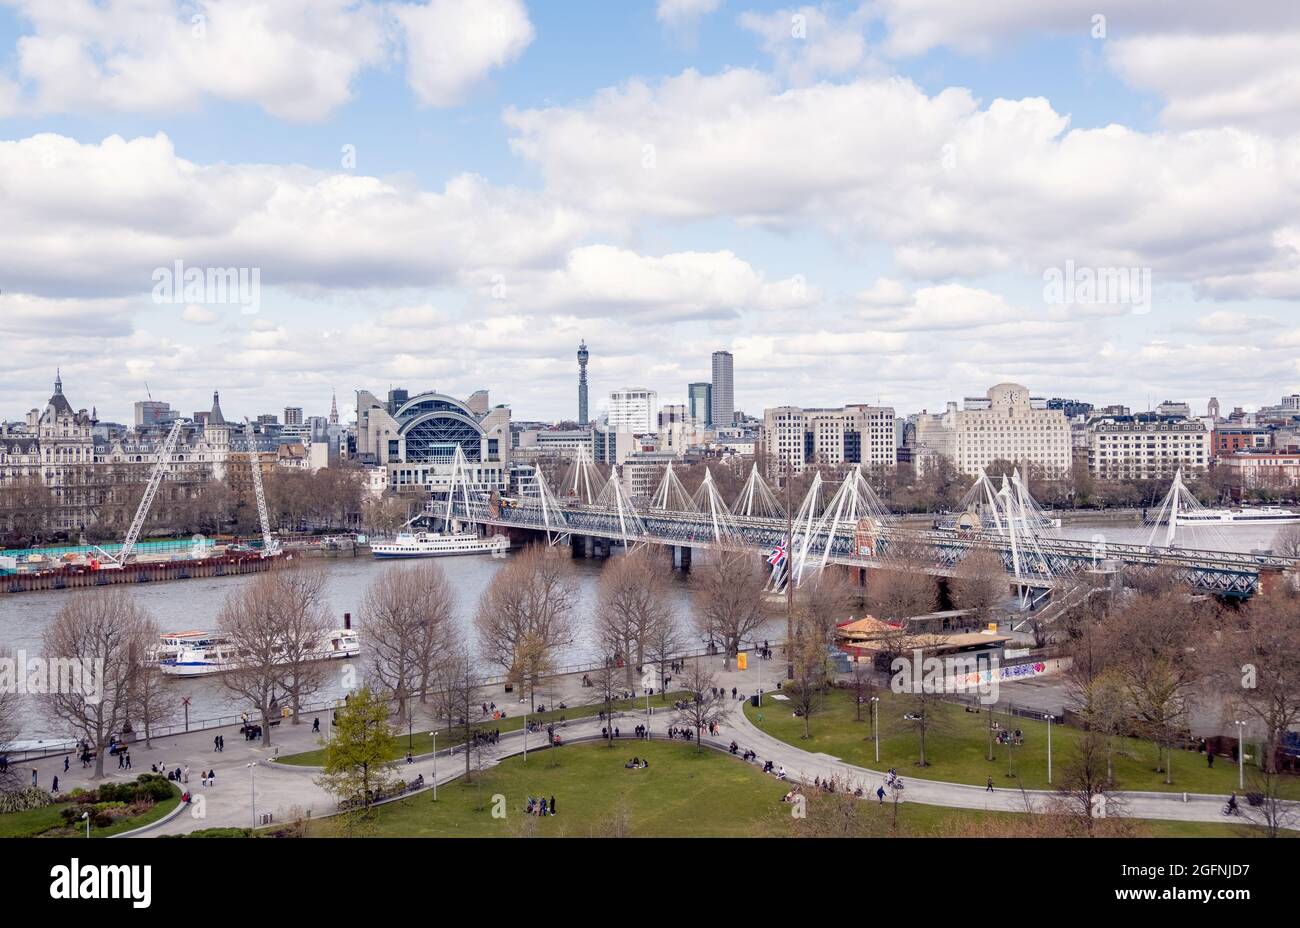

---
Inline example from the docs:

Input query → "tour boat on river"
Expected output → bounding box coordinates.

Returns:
[1157,506,1300,526]
[156,628,359,677]
[370,531,508,559]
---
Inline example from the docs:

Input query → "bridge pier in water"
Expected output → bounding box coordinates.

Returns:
[672,545,692,572]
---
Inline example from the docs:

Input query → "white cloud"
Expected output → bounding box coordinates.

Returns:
[506,72,1300,292]
[857,284,1024,331]
[1,0,533,119]
[656,0,723,28]
[521,244,821,321]
[0,132,592,298]
[181,305,220,325]
[1108,33,1300,132]
[738,5,876,83]
[395,0,534,107]
[870,0,1300,57]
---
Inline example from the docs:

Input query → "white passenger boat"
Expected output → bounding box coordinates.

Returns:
[1164,506,1300,526]
[159,628,360,677]
[370,531,508,559]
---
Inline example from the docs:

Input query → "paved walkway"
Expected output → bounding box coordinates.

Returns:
[19,648,1284,835]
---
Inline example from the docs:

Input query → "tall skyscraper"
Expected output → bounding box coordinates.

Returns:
[710,350,734,428]
[688,382,713,427]
[284,407,304,427]
[577,340,590,425]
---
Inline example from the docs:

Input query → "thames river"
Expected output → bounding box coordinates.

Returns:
[2,552,709,740]
[2,517,1288,740]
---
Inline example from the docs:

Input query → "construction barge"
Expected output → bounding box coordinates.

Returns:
[1,548,288,594]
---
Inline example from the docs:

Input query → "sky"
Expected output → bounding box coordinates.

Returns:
[1,0,1300,426]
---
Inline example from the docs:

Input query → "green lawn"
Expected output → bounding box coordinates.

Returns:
[0,786,181,838]
[744,689,1300,799]
[277,692,681,766]
[288,740,1269,838]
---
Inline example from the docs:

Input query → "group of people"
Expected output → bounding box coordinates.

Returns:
[525,795,557,816]
[760,760,787,780]
[151,763,189,784]
[624,757,649,769]
[212,735,226,752]
[631,724,651,739]
[665,726,695,741]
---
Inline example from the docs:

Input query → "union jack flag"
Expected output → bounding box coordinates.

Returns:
[768,540,787,567]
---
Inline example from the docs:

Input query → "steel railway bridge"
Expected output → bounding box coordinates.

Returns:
[437,451,1295,602]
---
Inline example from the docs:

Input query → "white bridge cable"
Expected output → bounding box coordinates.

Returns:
[795,464,896,585]
[690,467,740,545]
[647,461,698,513]
[595,469,647,543]
[559,445,603,506]
[995,470,1057,602]
[1143,467,1234,553]
[732,463,785,519]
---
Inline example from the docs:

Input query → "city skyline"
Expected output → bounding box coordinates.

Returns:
[2,2,1300,423]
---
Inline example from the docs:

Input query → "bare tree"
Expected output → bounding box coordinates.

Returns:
[365,562,456,724]
[0,646,23,791]
[1271,523,1300,560]
[866,563,938,623]
[797,568,859,640]
[1052,729,1123,836]
[597,546,674,690]
[475,544,577,681]
[1242,767,1299,838]
[131,619,171,750]
[1207,593,1300,775]
[672,660,729,753]
[787,617,831,740]
[643,609,685,698]
[950,547,1006,627]
[430,639,487,783]
[848,656,877,725]
[218,574,291,747]
[272,565,333,725]
[691,546,768,670]
[1098,590,1209,784]
[586,659,623,746]
[40,591,152,778]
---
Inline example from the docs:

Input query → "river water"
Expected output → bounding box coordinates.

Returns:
[2,518,1289,740]
[1,553,716,740]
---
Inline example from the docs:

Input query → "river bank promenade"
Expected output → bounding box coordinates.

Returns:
[20,649,1290,836]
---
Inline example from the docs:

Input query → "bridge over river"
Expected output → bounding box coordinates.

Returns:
[441,453,1297,602]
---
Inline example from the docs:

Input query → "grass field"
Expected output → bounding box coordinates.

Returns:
[277,692,681,766]
[743,689,1300,799]
[294,740,1271,838]
[0,785,181,838]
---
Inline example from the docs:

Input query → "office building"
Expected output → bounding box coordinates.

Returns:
[711,351,734,428]
[608,388,657,434]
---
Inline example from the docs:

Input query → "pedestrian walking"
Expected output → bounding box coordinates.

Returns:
[52,775,59,793]
[63,756,69,773]
[986,777,994,793]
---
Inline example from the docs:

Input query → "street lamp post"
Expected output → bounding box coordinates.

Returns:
[871,696,880,763]
[523,707,528,762]
[430,732,438,802]
[1044,714,1053,785]
[247,762,257,829]
[1235,720,1247,791]
[81,810,90,839]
